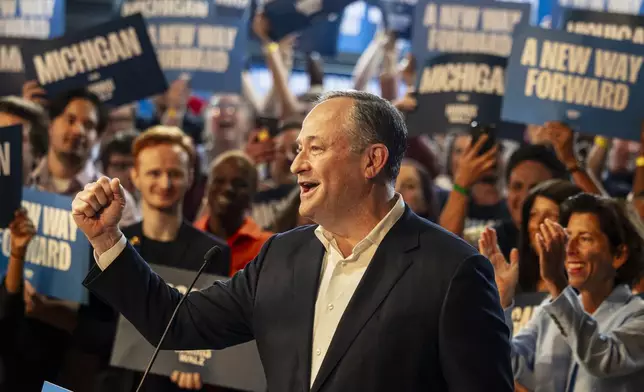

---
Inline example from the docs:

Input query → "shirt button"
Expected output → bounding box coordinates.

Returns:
[316,349,321,356]
[341,261,347,267]
[327,304,334,311]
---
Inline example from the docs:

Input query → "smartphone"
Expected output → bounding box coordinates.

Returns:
[470,121,497,155]
[254,116,280,142]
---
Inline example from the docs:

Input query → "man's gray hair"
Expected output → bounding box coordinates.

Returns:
[316,90,408,182]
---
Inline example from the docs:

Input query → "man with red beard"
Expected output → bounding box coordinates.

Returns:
[107,126,230,391]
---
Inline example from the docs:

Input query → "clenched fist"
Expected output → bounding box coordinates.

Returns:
[72,176,126,255]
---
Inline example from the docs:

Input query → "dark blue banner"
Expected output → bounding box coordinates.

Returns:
[296,14,342,56]
[411,0,531,65]
[21,14,167,107]
[406,54,524,139]
[375,0,415,39]
[551,0,644,30]
[502,26,644,141]
[265,0,355,40]
[0,38,40,97]
[121,0,248,93]
[562,8,644,43]
[0,0,65,39]
[0,125,22,228]
[0,188,90,303]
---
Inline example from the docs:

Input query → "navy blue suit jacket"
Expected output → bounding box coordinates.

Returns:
[84,207,513,392]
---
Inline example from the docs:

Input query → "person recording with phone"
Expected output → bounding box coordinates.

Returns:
[439,123,509,242]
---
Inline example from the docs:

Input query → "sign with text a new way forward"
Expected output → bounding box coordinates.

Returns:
[0,188,90,303]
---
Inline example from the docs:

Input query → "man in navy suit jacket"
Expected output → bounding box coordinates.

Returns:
[73,91,513,392]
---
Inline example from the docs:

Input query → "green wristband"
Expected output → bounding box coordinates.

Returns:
[453,183,470,196]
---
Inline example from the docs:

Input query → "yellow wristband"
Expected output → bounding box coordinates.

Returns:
[264,42,279,54]
[594,136,609,148]
[636,156,644,167]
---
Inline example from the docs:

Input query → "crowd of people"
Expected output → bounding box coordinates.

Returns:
[1,13,644,392]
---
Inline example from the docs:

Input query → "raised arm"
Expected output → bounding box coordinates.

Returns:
[73,177,259,350]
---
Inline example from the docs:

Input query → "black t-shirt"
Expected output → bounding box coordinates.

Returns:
[465,199,512,231]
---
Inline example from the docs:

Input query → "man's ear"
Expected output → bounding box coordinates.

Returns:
[364,144,389,180]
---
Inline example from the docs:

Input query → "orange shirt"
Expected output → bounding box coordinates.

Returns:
[194,215,273,276]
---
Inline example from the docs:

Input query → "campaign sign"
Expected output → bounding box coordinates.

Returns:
[264,0,355,40]
[0,188,90,304]
[41,381,72,392]
[0,125,22,229]
[296,14,342,56]
[21,14,167,107]
[375,0,416,39]
[337,1,381,54]
[406,54,525,139]
[551,0,644,30]
[110,264,266,391]
[562,8,644,44]
[121,0,248,93]
[511,292,548,336]
[0,38,40,96]
[502,26,644,141]
[411,0,531,65]
[0,0,65,39]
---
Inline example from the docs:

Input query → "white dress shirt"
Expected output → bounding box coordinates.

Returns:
[310,195,405,385]
[93,194,406,388]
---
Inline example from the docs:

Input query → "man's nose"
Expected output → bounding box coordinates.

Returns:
[290,151,308,174]
[159,173,171,189]
[69,122,86,137]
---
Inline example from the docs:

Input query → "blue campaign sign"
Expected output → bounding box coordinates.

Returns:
[297,14,342,56]
[122,0,248,94]
[406,54,524,139]
[374,0,416,39]
[337,1,381,54]
[265,0,355,40]
[0,0,65,39]
[41,381,72,392]
[411,0,531,65]
[562,8,644,43]
[0,38,39,97]
[0,125,22,229]
[551,0,644,30]
[21,14,167,107]
[0,188,91,304]
[502,26,644,141]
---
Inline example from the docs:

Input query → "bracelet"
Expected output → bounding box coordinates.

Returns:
[453,183,470,196]
[594,136,609,149]
[264,42,279,54]
[636,156,644,168]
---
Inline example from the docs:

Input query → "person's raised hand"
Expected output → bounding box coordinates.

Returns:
[244,129,275,164]
[453,134,499,190]
[22,80,47,106]
[479,227,519,308]
[252,13,271,44]
[543,121,576,167]
[534,218,568,298]
[9,208,36,256]
[171,371,203,390]
[71,176,126,255]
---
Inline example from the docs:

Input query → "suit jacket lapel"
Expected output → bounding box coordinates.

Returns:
[292,233,325,391]
[311,209,420,392]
